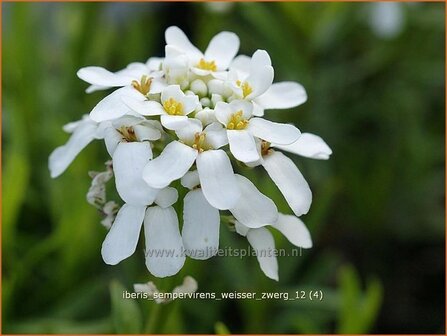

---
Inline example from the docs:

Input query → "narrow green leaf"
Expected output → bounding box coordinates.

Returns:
[110,280,143,334]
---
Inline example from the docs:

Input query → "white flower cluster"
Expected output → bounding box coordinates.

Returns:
[49,26,332,281]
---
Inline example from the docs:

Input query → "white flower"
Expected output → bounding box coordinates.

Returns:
[50,25,332,281]
[134,276,198,304]
[165,26,240,77]
[112,141,159,206]
[78,61,166,123]
[122,84,199,131]
[102,187,185,278]
[103,115,162,156]
[179,170,278,260]
[229,174,278,228]
[272,132,333,160]
[214,100,301,163]
[77,58,163,93]
[181,171,220,260]
[251,134,332,217]
[227,50,274,102]
[49,115,103,178]
[235,213,312,281]
[229,52,307,116]
[143,119,240,210]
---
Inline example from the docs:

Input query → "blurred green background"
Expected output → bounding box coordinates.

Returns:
[2,2,445,334]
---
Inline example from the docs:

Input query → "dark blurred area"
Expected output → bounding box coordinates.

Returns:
[2,2,445,334]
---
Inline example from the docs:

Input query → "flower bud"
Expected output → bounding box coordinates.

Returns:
[211,93,223,107]
[200,97,211,107]
[190,79,208,97]
[207,79,225,95]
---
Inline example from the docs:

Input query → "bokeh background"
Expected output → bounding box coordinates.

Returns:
[2,2,445,334]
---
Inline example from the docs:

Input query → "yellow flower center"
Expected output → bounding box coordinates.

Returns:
[192,132,210,153]
[197,58,217,72]
[227,110,249,130]
[131,75,152,96]
[163,98,184,116]
[236,80,253,98]
[117,126,137,142]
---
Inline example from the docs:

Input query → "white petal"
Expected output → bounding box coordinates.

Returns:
[230,175,278,228]
[155,187,178,208]
[161,85,198,115]
[111,114,145,128]
[234,220,250,237]
[214,101,233,126]
[262,151,312,216]
[204,31,240,70]
[143,141,197,189]
[150,77,167,94]
[204,122,228,149]
[86,84,110,93]
[49,120,97,178]
[104,127,122,156]
[101,204,145,265]
[248,118,300,145]
[134,124,161,141]
[121,96,165,116]
[181,95,200,115]
[182,189,220,260]
[77,66,134,87]
[181,170,200,190]
[161,114,190,131]
[227,130,260,163]
[195,108,218,126]
[255,82,307,110]
[250,50,272,69]
[247,227,278,281]
[146,57,163,71]
[228,100,253,119]
[272,133,332,160]
[196,149,240,210]
[229,55,251,78]
[62,116,88,133]
[252,101,265,117]
[161,84,184,103]
[272,214,312,248]
[175,118,203,143]
[165,26,203,60]
[90,86,143,122]
[245,65,274,99]
[191,67,213,77]
[144,206,185,277]
[113,142,159,206]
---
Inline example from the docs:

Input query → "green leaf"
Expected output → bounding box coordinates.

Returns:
[2,146,30,251]
[337,265,383,333]
[109,280,143,334]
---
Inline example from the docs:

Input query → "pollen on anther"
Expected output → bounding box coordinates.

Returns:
[197,58,217,72]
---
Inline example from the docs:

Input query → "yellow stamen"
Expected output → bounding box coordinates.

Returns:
[261,140,271,156]
[117,126,137,142]
[236,80,253,98]
[131,75,152,96]
[191,132,209,153]
[227,110,249,130]
[163,98,184,116]
[197,58,217,72]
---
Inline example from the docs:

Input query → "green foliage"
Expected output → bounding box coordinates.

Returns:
[110,281,143,334]
[337,265,383,333]
[2,2,444,334]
